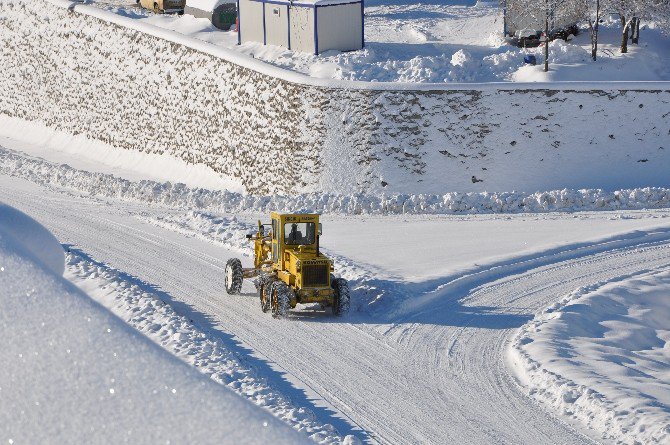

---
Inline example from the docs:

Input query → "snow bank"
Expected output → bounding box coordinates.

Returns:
[0,116,244,192]
[0,202,64,276]
[2,146,670,215]
[510,270,670,444]
[1,1,669,195]
[0,202,308,444]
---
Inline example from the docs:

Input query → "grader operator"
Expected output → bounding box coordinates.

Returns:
[224,212,350,318]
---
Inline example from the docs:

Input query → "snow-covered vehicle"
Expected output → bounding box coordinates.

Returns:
[137,0,185,14]
[224,212,350,318]
[503,0,584,39]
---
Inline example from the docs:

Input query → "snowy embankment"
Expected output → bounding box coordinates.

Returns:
[2,145,670,215]
[510,271,670,445]
[0,202,308,444]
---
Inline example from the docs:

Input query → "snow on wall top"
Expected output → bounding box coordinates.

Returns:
[45,0,670,91]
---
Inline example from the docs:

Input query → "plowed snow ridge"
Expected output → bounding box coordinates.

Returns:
[2,146,670,215]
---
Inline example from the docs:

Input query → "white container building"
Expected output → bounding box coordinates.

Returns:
[237,0,364,55]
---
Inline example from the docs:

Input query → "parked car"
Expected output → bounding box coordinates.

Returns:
[137,0,186,14]
[184,0,237,31]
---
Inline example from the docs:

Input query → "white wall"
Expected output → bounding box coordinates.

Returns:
[316,2,362,53]
[289,5,314,54]
[265,3,289,47]
[239,0,264,44]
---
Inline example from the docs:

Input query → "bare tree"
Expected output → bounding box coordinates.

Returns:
[587,0,601,60]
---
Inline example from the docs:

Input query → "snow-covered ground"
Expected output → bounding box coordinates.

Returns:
[88,0,670,82]
[3,3,670,441]
[2,133,670,443]
[510,270,670,444]
[0,202,308,444]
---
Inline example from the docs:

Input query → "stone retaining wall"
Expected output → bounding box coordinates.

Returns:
[1,0,668,194]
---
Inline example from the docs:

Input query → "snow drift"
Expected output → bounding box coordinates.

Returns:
[0,202,64,275]
[0,201,308,444]
[510,270,670,445]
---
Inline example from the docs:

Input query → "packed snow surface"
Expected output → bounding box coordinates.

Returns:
[66,250,353,444]
[510,270,670,444]
[0,202,308,444]
[88,0,670,82]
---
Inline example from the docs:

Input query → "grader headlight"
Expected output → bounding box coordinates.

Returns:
[296,260,302,272]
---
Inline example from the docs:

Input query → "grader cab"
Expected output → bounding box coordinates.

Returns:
[224,212,350,318]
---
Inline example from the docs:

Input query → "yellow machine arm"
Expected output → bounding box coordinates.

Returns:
[253,220,272,269]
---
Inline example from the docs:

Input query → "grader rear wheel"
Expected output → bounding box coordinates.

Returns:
[271,282,292,318]
[224,258,243,295]
[331,278,350,316]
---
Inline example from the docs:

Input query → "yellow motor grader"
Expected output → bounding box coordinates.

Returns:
[224,212,350,318]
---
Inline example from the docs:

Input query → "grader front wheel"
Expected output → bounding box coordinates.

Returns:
[224,258,243,295]
[271,282,292,318]
[259,278,272,313]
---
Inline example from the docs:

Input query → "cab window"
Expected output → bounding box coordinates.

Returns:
[284,222,316,245]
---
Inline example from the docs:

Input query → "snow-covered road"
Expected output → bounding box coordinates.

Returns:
[3,172,670,444]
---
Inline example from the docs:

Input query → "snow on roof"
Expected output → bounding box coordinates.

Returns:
[185,0,234,11]
[186,0,359,8]
[248,0,362,5]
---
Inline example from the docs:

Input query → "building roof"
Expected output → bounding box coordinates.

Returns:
[185,0,235,11]
[248,0,362,6]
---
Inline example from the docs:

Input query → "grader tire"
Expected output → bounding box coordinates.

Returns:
[224,258,243,295]
[331,278,350,316]
[259,277,272,313]
[271,282,291,318]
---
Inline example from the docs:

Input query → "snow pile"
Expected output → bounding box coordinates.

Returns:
[65,249,355,444]
[0,202,307,444]
[546,39,591,64]
[0,202,64,275]
[2,146,670,215]
[510,270,670,444]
